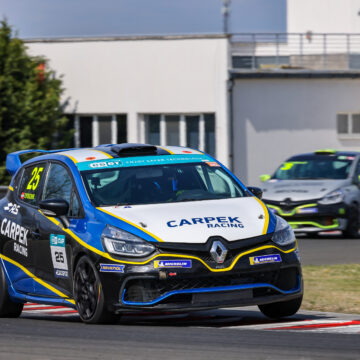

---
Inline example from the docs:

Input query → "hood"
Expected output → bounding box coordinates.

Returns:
[262,179,347,202]
[101,197,269,243]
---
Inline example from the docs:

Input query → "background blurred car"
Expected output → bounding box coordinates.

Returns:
[260,149,360,237]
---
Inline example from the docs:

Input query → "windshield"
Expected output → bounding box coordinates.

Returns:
[273,155,354,180]
[82,163,246,206]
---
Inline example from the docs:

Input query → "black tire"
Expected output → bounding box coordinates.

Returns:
[342,205,360,238]
[0,264,23,317]
[73,256,119,324]
[258,295,303,319]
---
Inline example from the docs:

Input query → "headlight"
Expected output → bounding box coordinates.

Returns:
[272,216,296,246]
[101,225,155,257]
[318,189,344,205]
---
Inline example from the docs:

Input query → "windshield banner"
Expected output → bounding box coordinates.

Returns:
[77,154,214,171]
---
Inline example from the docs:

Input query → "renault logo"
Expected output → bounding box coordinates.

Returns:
[210,241,228,264]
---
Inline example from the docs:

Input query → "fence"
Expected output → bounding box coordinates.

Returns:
[231,33,360,71]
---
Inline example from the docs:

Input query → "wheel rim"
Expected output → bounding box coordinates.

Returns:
[74,261,98,320]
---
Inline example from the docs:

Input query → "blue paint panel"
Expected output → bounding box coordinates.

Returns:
[267,207,277,234]
[1,259,64,300]
[77,154,213,171]
[122,278,302,306]
[2,260,35,293]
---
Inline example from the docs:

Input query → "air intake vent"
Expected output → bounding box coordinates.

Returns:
[110,143,158,157]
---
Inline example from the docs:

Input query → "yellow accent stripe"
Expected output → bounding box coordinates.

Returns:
[39,210,297,272]
[63,154,78,164]
[8,185,13,191]
[97,208,165,242]
[0,253,75,305]
[91,149,113,158]
[253,197,269,234]
[157,146,175,155]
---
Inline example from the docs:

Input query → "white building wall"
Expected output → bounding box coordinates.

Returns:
[233,78,360,186]
[287,0,360,34]
[26,37,230,165]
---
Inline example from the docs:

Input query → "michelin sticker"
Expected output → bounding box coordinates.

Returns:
[167,216,244,229]
[249,254,282,265]
[99,264,125,273]
[154,260,192,269]
[50,234,69,278]
[4,202,20,215]
[0,218,28,257]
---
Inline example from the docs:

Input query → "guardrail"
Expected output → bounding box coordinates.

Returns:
[231,33,360,71]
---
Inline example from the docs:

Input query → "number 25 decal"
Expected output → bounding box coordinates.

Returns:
[27,167,44,191]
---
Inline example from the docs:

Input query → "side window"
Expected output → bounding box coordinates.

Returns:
[42,163,83,218]
[356,161,360,181]
[42,163,73,206]
[18,164,46,206]
[69,190,81,218]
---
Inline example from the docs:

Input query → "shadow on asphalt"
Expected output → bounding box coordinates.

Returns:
[21,307,327,328]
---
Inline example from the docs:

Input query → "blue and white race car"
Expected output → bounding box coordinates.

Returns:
[0,144,302,323]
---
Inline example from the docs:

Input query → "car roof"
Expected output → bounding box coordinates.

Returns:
[6,144,204,176]
[288,149,360,161]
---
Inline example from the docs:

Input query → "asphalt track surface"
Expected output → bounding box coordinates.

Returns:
[1,237,359,360]
[298,233,360,265]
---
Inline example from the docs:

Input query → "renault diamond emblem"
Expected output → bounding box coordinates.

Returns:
[210,241,228,264]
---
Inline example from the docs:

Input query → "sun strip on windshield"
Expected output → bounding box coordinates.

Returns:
[76,154,213,171]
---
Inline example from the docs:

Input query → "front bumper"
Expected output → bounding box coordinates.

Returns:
[97,236,303,313]
[265,201,348,233]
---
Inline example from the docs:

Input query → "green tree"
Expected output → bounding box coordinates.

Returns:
[0,20,73,184]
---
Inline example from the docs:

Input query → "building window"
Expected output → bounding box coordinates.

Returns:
[71,114,127,147]
[337,113,360,137]
[144,113,216,156]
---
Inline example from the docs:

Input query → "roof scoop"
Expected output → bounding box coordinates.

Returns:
[110,143,158,157]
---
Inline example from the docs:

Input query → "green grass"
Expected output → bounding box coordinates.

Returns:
[302,264,360,314]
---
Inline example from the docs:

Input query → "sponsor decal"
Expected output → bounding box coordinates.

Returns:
[22,193,35,200]
[90,160,123,168]
[167,216,244,229]
[77,154,213,171]
[4,202,20,215]
[50,234,69,278]
[99,264,125,273]
[206,161,221,167]
[249,254,282,265]
[20,192,25,200]
[154,260,192,268]
[55,269,68,278]
[0,218,28,257]
[296,207,318,214]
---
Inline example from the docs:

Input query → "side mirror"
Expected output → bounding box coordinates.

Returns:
[39,199,70,228]
[259,174,271,182]
[247,186,263,199]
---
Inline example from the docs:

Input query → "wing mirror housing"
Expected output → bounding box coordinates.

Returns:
[247,186,263,199]
[39,199,70,228]
[259,174,271,182]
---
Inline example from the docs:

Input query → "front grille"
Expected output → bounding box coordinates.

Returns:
[155,234,273,268]
[122,267,299,304]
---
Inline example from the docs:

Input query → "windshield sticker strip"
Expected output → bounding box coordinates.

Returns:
[77,154,213,171]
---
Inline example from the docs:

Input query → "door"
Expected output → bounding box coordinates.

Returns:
[33,162,83,296]
[1,162,47,294]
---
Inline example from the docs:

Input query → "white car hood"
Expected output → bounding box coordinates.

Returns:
[101,197,268,243]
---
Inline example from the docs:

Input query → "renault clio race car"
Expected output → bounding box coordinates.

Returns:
[260,149,360,237]
[0,144,302,323]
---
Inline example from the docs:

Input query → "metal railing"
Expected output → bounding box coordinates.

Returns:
[231,33,360,71]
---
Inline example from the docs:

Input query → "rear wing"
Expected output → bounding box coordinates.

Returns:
[6,149,64,176]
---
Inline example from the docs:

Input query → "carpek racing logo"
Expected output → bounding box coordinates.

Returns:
[167,216,244,229]
[4,202,20,215]
[1,218,28,257]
